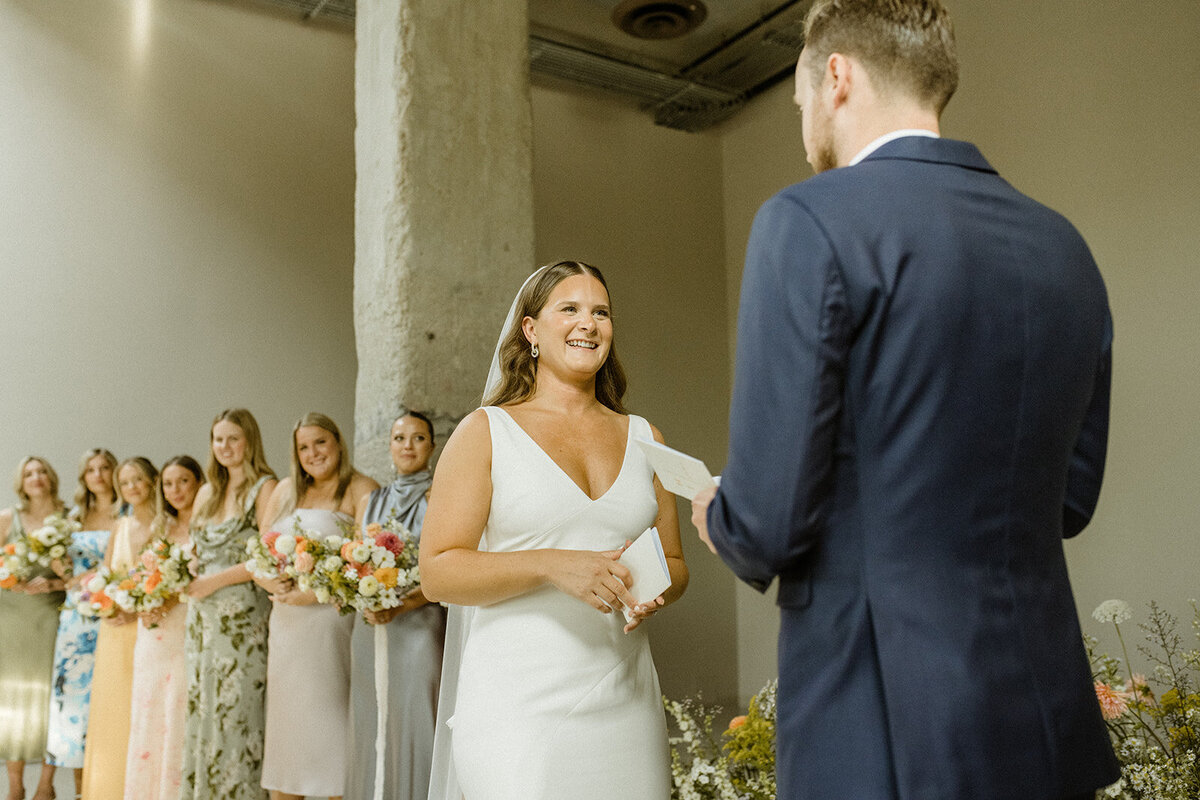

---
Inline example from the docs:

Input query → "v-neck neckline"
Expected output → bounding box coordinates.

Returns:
[494,407,633,503]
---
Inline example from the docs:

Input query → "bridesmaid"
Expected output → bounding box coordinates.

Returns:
[0,457,67,800]
[124,455,203,800]
[257,412,377,800]
[180,409,277,800]
[345,410,447,800]
[46,449,119,798]
[80,457,158,800]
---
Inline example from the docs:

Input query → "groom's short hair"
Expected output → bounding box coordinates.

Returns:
[803,0,959,114]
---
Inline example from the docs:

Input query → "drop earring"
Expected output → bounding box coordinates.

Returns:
[531,342,539,358]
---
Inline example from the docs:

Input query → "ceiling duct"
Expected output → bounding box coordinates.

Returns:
[237,0,808,132]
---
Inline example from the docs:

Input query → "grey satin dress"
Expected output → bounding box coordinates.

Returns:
[344,471,446,800]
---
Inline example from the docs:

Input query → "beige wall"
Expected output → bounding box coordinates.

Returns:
[0,0,357,477]
[716,0,1200,693]
[531,84,740,705]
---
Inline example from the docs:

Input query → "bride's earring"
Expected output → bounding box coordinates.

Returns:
[531,342,539,358]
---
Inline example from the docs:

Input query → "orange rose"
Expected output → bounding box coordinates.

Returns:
[96,591,113,610]
[0,574,17,589]
[144,572,162,592]
[3,543,15,555]
[295,537,309,554]
[374,567,399,588]
[728,715,748,730]
[365,523,383,536]
[118,578,137,591]
[340,541,358,562]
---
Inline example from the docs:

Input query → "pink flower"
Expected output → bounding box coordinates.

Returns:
[140,550,158,570]
[1095,681,1129,720]
[293,551,315,574]
[374,531,403,556]
[1127,673,1155,704]
[263,531,281,555]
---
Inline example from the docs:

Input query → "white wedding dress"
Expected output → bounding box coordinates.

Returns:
[444,406,671,800]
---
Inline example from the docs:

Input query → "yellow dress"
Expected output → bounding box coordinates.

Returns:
[80,518,139,800]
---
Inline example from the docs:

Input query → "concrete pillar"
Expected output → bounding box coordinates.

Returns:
[353,0,535,479]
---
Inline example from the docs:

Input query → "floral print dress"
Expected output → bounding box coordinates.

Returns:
[45,527,111,767]
[179,477,271,800]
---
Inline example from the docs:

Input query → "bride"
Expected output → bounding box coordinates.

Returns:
[419,260,689,800]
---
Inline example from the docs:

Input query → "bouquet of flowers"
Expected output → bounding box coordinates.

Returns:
[73,566,124,619]
[120,538,195,613]
[246,519,346,583]
[1087,599,1200,800]
[305,519,420,614]
[665,679,778,800]
[0,512,79,587]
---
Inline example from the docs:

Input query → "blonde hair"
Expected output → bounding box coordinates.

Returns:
[71,448,119,524]
[115,457,160,510]
[803,0,959,114]
[12,456,63,512]
[197,408,275,523]
[483,261,627,413]
[286,412,354,515]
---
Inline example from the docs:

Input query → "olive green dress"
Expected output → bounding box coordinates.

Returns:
[0,507,67,761]
[179,477,271,800]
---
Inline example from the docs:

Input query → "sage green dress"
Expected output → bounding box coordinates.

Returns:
[0,507,66,761]
[180,477,271,800]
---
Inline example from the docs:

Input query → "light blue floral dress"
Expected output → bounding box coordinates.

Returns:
[45,528,112,767]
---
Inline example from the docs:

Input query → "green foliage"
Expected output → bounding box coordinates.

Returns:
[665,680,777,800]
[1088,599,1200,799]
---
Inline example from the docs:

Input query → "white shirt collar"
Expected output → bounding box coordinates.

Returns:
[848,129,939,166]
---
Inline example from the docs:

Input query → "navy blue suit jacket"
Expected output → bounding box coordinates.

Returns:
[707,137,1119,800]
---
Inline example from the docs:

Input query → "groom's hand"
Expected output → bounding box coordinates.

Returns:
[691,486,718,555]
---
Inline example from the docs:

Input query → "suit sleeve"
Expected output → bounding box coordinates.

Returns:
[1062,310,1112,538]
[706,193,850,591]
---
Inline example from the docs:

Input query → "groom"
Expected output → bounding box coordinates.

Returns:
[691,1,1119,798]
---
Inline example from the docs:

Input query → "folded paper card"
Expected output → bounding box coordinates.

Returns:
[617,526,672,623]
[634,438,718,499]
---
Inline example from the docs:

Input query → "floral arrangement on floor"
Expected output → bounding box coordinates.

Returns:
[1088,599,1200,800]
[0,511,79,587]
[245,517,419,615]
[664,679,777,800]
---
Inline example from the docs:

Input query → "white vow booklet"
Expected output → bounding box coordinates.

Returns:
[635,438,718,499]
[617,527,672,623]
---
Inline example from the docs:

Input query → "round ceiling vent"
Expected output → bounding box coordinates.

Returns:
[612,1,708,40]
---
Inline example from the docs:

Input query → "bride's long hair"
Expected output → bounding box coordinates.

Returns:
[483,261,627,413]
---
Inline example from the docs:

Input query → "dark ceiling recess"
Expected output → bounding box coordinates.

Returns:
[241,0,809,133]
[612,1,708,40]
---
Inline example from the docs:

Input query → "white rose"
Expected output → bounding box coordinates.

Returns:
[49,544,67,559]
[358,576,380,597]
[32,526,56,546]
[314,587,331,604]
[324,535,344,549]
[86,573,108,593]
[320,556,342,573]
[275,534,297,556]
[351,544,372,564]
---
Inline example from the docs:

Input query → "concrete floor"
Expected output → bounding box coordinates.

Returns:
[15,761,76,799]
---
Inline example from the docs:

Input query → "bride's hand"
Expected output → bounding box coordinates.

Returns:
[546,549,637,615]
[622,595,665,633]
